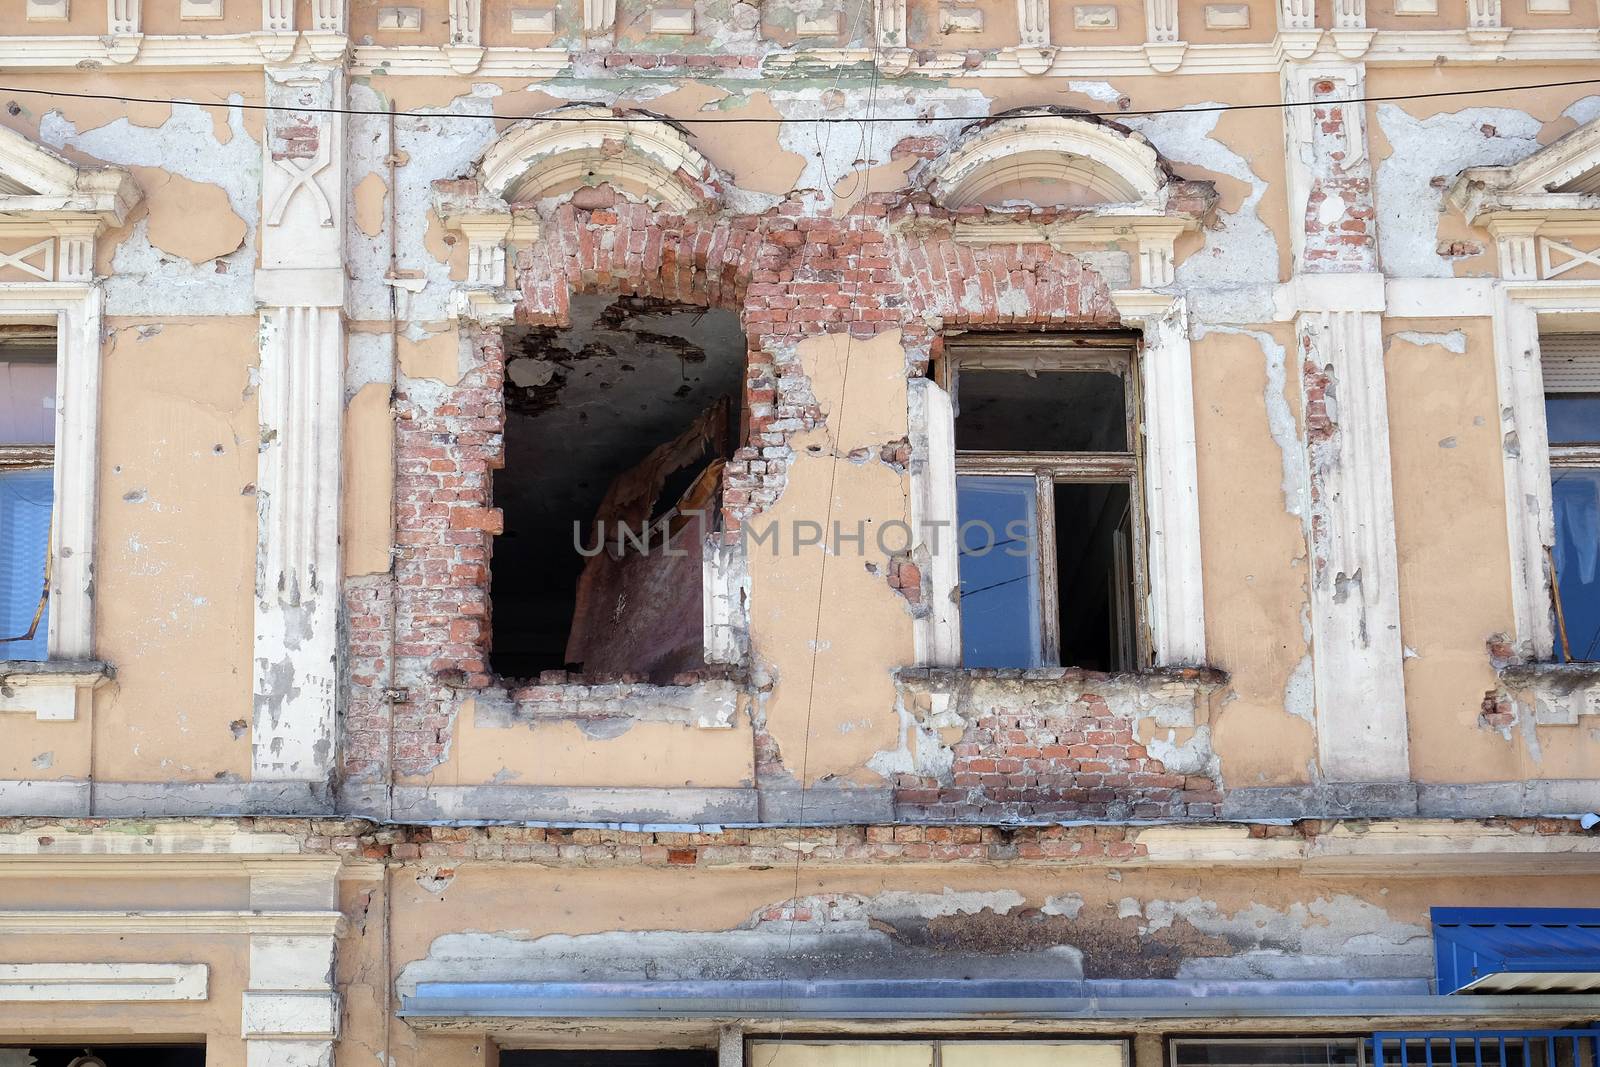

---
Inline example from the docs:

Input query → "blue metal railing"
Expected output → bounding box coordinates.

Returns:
[1371,1030,1600,1067]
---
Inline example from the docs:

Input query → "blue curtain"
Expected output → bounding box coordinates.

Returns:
[1553,468,1600,663]
[0,467,52,661]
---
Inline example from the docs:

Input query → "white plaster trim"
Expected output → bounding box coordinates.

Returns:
[1385,277,1494,318]
[479,107,718,212]
[0,283,108,661]
[242,991,339,1038]
[0,829,307,857]
[0,963,207,1002]
[927,115,1165,209]
[0,31,1595,74]
[0,124,138,224]
[953,218,1196,288]
[1294,302,1411,781]
[0,664,110,720]
[1490,279,1600,659]
[1451,115,1600,224]
[0,910,346,935]
[908,378,961,668]
[252,66,346,785]
[1129,294,1208,666]
[703,540,750,665]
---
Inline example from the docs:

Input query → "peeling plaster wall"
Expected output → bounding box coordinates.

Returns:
[91,318,259,783]
[1190,328,1316,788]
[38,95,261,316]
[0,20,1596,814]
[746,331,918,787]
[384,860,1600,997]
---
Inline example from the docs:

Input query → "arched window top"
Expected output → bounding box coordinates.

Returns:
[925,109,1170,212]
[479,105,722,213]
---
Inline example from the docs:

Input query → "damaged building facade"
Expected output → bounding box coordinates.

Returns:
[3,0,1600,1063]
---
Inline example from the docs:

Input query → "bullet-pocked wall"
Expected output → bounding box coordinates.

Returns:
[0,0,1593,819]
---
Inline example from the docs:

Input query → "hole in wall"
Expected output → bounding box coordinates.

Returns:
[490,293,746,681]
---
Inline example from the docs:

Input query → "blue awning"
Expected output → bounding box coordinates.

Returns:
[1434,908,1600,994]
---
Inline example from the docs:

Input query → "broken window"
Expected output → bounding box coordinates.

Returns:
[0,324,56,662]
[1541,334,1600,662]
[942,333,1143,671]
[492,295,745,680]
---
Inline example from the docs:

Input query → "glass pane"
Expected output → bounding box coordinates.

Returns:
[0,357,56,446]
[1552,467,1600,662]
[1546,393,1600,445]
[0,466,52,661]
[1172,1041,1363,1067]
[955,368,1127,452]
[957,475,1042,668]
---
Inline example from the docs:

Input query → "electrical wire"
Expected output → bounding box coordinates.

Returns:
[4,75,1600,125]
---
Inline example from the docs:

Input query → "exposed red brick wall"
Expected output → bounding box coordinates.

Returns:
[1301,87,1375,273]
[892,696,1223,822]
[344,191,1131,782]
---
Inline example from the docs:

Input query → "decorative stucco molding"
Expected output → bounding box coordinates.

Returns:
[479,106,723,212]
[0,124,140,225]
[0,661,111,720]
[252,66,346,786]
[928,112,1214,289]
[929,112,1164,208]
[0,963,208,1002]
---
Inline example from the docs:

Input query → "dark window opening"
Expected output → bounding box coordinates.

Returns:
[0,1046,207,1067]
[0,322,57,663]
[1540,333,1600,663]
[491,294,745,681]
[501,1051,716,1067]
[945,334,1143,672]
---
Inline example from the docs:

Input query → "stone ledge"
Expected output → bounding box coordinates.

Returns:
[0,780,337,819]
[1222,779,1600,820]
[0,659,113,721]
[468,675,746,732]
[1495,661,1600,725]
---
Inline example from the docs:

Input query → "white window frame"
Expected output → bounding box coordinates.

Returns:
[0,125,133,719]
[1493,280,1600,661]
[0,287,102,664]
[910,292,1207,670]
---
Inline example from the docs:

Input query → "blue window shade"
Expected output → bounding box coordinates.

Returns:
[0,466,52,661]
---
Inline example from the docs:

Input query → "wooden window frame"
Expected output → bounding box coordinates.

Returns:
[938,333,1149,670]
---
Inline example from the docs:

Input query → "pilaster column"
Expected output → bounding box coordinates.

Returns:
[1282,62,1410,782]
[252,66,346,785]
[243,868,341,1067]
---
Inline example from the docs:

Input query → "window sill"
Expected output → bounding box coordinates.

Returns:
[462,672,745,731]
[0,660,114,721]
[895,666,1228,727]
[1495,662,1600,725]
